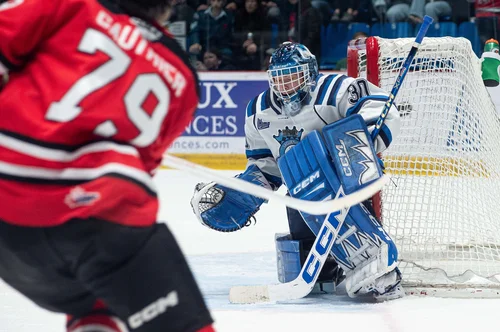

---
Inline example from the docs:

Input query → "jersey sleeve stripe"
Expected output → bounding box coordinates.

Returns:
[261,90,269,110]
[0,130,139,161]
[0,160,157,196]
[263,89,281,115]
[269,91,282,114]
[327,75,348,106]
[314,74,336,105]
[246,97,258,117]
[0,131,156,195]
[246,148,273,159]
[346,95,389,116]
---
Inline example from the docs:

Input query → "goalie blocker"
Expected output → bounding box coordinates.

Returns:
[276,115,403,299]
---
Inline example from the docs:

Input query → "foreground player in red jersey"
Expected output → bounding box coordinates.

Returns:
[0,0,214,331]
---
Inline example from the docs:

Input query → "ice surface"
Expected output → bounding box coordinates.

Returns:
[1,170,500,331]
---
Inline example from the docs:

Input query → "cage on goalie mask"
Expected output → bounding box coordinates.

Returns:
[267,42,318,115]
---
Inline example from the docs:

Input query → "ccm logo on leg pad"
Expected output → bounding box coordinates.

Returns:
[291,170,321,195]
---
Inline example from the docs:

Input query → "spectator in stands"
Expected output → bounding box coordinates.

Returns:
[335,31,369,70]
[331,0,359,22]
[233,0,270,70]
[196,0,243,12]
[197,0,280,23]
[372,0,391,21]
[167,0,196,38]
[184,0,203,11]
[280,0,322,62]
[475,0,500,46]
[169,0,196,22]
[356,0,378,24]
[189,0,234,59]
[373,0,451,24]
[409,0,452,23]
[225,0,241,11]
[194,48,237,70]
[264,0,281,24]
[224,0,281,24]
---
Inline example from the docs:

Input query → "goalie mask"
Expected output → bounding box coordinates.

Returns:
[267,42,318,116]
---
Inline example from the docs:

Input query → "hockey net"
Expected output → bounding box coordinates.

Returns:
[347,36,500,297]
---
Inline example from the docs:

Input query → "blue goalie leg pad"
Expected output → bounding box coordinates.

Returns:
[278,130,337,234]
[278,130,398,277]
[275,233,302,283]
[275,233,345,288]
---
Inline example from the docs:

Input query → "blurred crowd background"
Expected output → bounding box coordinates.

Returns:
[164,0,500,71]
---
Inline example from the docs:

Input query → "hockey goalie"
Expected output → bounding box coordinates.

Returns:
[191,42,404,301]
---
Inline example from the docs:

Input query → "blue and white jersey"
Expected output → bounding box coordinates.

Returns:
[244,73,401,187]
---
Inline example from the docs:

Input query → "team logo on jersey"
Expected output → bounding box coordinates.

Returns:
[257,118,270,130]
[64,186,101,209]
[273,126,304,155]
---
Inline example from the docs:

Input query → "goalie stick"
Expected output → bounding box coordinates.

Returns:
[229,191,343,304]
[163,154,389,215]
[371,15,433,140]
[227,16,434,304]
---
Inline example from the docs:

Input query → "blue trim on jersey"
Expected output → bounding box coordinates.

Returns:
[246,148,273,159]
[328,75,348,106]
[270,90,282,115]
[314,74,336,105]
[311,73,324,92]
[346,95,389,116]
[261,90,269,110]
[246,96,258,117]
[267,90,281,115]
[379,124,393,147]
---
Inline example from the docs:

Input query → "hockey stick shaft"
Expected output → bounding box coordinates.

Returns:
[370,15,433,141]
[163,154,389,215]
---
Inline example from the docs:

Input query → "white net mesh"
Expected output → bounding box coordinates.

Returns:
[349,37,500,294]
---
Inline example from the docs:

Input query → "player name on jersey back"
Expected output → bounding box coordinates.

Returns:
[95,10,187,97]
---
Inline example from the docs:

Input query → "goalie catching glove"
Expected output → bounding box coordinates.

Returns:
[191,165,273,232]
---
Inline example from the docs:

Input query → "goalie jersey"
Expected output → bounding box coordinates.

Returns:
[245,74,400,184]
